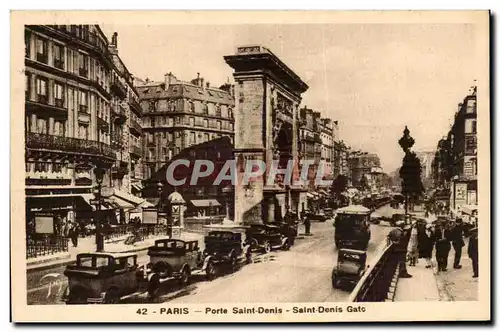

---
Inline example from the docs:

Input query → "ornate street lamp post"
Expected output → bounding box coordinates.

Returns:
[157,181,163,212]
[93,167,105,252]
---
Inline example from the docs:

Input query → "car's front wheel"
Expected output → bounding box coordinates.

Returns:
[205,260,217,280]
[263,241,271,253]
[180,267,190,285]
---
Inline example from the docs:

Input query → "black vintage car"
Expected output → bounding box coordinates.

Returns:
[245,224,290,253]
[331,248,367,289]
[203,231,251,277]
[333,205,371,251]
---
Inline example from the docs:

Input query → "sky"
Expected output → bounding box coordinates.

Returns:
[101,23,478,173]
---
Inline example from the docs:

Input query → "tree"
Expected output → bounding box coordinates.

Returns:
[359,175,370,192]
[330,174,348,207]
[398,126,425,215]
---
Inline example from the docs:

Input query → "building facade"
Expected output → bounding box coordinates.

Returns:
[298,107,322,189]
[347,153,382,190]
[24,25,146,256]
[319,118,334,180]
[136,73,235,180]
[431,86,477,210]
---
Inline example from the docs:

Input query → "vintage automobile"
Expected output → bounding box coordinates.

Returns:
[146,239,208,297]
[202,231,251,278]
[324,208,335,219]
[331,248,367,289]
[333,205,371,250]
[64,252,144,304]
[245,223,290,253]
[306,210,328,222]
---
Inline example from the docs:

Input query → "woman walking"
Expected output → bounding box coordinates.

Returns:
[407,223,419,266]
[418,223,435,268]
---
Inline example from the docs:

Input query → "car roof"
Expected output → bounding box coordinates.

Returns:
[76,252,137,259]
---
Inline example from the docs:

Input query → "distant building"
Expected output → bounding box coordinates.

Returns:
[143,137,234,218]
[136,73,235,179]
[299,107,322,189]
[348,153,382,190]
[319,118,334,180]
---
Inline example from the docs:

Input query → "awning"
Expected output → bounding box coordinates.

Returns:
[79,194,116,211]
[190,199,221,207]
[460,204,478,216]
[113,189,145,206]
[110,196,135,209]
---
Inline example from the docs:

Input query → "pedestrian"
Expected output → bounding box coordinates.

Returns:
[451,218,465,269]
[434,220,452,271]
[468,227,478,278]
[406,223,419,266]
[387,221,412,278]
[418,223,435,268]
[304,214,311,235]
[69,222,79,247]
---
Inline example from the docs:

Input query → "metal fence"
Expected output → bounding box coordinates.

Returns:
[26,235,69,259]
[348,239,399,302]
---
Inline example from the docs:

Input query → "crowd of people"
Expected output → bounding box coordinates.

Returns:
[388,216,479,279]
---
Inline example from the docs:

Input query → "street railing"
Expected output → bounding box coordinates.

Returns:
[348,239,398,302]
[26,235,70,259]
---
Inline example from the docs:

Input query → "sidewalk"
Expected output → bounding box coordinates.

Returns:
[434,237,478,301]
[393,237,478,301]
[27,232,204,271]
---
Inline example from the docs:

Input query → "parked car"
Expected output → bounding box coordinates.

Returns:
[146,239,208,297]
[307,210,328,222]
[203,231,251,278]
[64,252,144,304]
[331,248,367,289]
[333,205,371,250]
[245,223,290,253]
[324,208,335,219]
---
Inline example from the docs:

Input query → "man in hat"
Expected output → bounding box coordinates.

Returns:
[450,218,465,269]
[388,220,413,278]
[468,226,478,278]
[434,219,452,271]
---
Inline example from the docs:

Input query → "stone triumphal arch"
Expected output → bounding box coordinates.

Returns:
[224,45,309,224]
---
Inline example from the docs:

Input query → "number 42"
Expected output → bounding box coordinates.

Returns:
[137,308,147,315]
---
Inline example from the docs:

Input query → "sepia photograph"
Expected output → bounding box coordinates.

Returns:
[10,10,490,322]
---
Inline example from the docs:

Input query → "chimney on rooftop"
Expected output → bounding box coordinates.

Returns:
[200,78,205,89]
[206,81,210,88]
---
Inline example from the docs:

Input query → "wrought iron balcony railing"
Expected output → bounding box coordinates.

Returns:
[26,132,115,159]
[111,76,127,98]
[130,118,142,135]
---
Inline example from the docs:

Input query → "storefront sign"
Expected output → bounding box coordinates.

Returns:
[35,212,54,234]
[455,183,467,200]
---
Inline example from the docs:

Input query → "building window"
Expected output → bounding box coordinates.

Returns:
[203,119,208,128]
[79,90,88,112]
[190,132,196,144]
[35,162,49,173]
[189,117,195,126]
[229,123,234,131]
[35,76,48,104]
[25,30,31,58]
[78,52,89,78]
[203,102,209,114]
[189,101,195,112]
[25,73,31,100]
[54,82,65,108]
[466,99,476,114]
[37,118,48,134]
[228,108,233,119]
[151,118,155,128]
[149,100,156,111]
[36,37,48,63]
[216,120,221,130]
[204,133,209,142]
[175,117,181,124]
[175,147,180,155]
[465,119,476,134]
[216,105,221,117]
[162,147,167,161]
[53,43,64,69]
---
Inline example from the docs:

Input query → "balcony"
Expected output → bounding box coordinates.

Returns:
[36,53,48,64]
[130,118,142,136]
[129,98,143,115]
[111,76,127,99]
[131,145,142,158]
[26,132,115,160]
